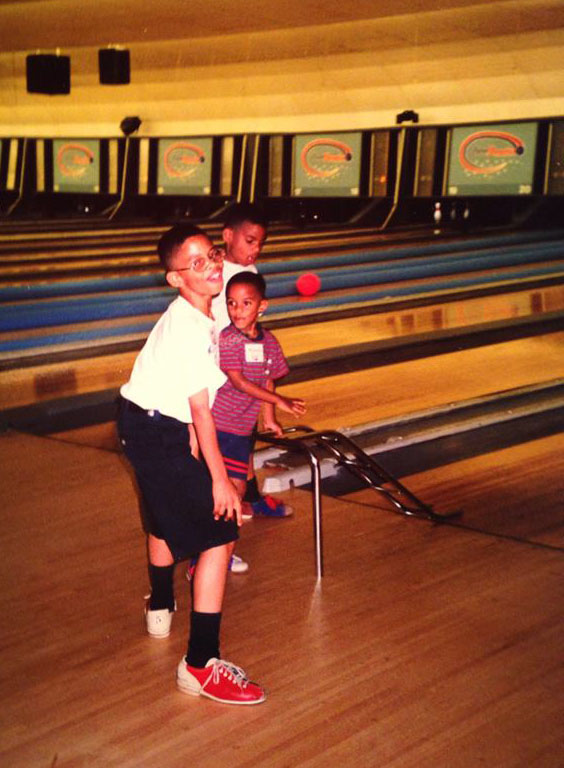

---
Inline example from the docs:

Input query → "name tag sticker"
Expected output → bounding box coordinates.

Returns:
[245,343,264,363]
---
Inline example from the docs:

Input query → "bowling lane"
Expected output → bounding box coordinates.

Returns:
[4,281,562,347]
[0,224,166,243]
[275,331,564,433]
[2,282,564,406]
[2,256,562,362]
[3,227,559,284]
[2,284,563,407]
[0,244,156,263]
[35,328,564,454]
[272,284,564,356]
[0,234,392,281]
[0,223,380,261]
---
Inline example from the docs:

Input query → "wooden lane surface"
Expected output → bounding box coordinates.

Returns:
[7,225,536,283]
[0,427,562,766]
[0,224,382,262]
[0,235,381,280]
[275,330,564,434]
[271,283,564,351]
[0,223,392,248]
[2,230,560,284]
[0,235,389,282]
[2,284,563,408]
[0,224,167,242]
[42,328,564,454]
[0,221,221,244]
[3,281,562,353]
[4,253,563,305]
[0,243,156,263]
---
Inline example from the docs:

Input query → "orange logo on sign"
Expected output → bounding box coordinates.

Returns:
[57,143,94,177]
[301,138,353,180]
[164,142,206,179]
[459,131,525,176]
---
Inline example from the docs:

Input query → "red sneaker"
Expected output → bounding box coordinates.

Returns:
[177,657,266,705]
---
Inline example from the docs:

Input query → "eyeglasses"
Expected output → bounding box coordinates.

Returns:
[173,246,225,274]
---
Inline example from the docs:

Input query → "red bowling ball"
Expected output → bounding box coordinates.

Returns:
[296,272,321,297]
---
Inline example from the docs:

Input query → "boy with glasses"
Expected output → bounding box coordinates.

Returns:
[118,223,265,705]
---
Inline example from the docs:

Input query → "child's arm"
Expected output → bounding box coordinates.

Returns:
[225,370,306,417]
[261,379,284,437]
[189,387,242,526]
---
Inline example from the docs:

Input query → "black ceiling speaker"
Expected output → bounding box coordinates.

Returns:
[26,53,71,94]
[99,48,130,85]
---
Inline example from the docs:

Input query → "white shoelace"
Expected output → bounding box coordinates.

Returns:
[212,660,249,689]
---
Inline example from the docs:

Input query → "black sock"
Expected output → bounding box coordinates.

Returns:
[243,476,261,503]
[148,563,175,611]
[186,611,221,667]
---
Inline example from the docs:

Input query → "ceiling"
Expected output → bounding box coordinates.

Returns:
[1,0,563,53]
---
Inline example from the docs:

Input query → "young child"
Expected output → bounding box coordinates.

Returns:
[211,271,306,511]
[117,223,265,705]
[212,202,266,333]
[213,203,295,522]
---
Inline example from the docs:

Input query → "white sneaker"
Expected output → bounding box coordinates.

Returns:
[229,554,249,574]
[145,602,175,638]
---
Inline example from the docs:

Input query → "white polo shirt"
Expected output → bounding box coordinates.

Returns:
[120,296,226,423]
[212,260,258,332]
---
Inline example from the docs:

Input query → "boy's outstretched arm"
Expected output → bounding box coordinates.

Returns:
[225,370,306,417]
[189,387,242,525]
[262,379,284,437]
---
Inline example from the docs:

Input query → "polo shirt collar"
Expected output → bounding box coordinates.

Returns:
[176,295,215,328]
[229,322,264,341]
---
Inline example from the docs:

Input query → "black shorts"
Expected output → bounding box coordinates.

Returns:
[117,398,238,561]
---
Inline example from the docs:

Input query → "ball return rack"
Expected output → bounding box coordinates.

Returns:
[258,426,460,579]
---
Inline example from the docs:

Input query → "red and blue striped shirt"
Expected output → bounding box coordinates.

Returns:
[211,323,289,436]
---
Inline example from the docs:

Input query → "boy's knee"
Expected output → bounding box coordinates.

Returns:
[225,540,236,557]
[148,534,174,566]
[202,540,235,559]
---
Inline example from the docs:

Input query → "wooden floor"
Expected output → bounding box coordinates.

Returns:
[1,427,562,767]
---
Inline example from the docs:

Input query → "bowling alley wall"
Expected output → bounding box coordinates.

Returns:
[0,3,563,138]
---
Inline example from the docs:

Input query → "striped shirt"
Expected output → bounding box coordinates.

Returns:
[211,323,289,436]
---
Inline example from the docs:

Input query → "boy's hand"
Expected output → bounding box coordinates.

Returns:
[262,418,284,437]
[276,395,306,418]
[212,478,242,526]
